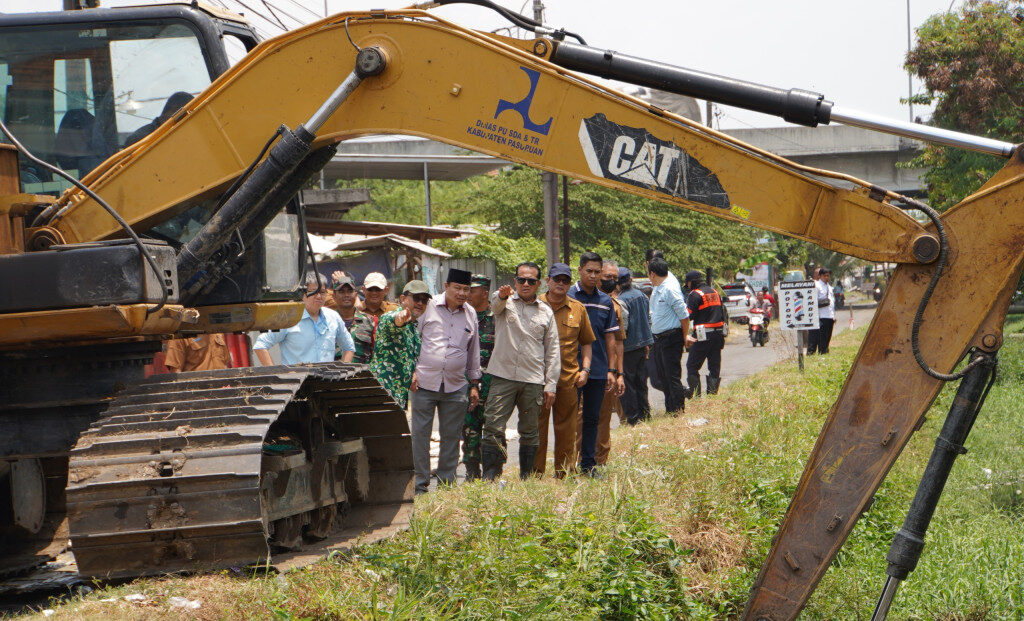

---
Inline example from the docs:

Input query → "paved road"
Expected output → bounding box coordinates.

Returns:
[425,306,876,482]
[647,305,877,411]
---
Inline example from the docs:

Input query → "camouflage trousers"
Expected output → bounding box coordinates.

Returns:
[462,374,492,465]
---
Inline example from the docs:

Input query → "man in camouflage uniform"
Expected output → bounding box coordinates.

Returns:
[331,274,377,364]
[462,274,495,481]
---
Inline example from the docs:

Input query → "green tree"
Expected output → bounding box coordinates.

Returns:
[906,0,1024,210]
[336,166,757,278]
[463,167,756,276]
[435,230,546,275]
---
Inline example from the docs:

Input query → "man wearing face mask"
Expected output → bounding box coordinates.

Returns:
[592,259,627,467]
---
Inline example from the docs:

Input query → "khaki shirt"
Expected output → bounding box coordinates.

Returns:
[164,334,232,372]
[540,293,596,388]
[486,291,561,392]
[362,300,400,319]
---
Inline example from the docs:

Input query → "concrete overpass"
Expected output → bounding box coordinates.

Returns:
[325,124,926,195]
[722,125,926,195]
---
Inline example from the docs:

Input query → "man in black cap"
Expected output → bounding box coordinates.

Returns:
[327,272,377,364]
[683,270,726,396]
[461,274,495,481]
[409,268,481,494]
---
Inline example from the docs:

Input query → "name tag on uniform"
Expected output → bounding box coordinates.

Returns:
[695,325,707,341]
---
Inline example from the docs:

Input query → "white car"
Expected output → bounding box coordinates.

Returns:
[721,281,756,323]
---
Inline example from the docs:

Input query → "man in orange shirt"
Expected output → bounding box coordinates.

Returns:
[164,334,233,373]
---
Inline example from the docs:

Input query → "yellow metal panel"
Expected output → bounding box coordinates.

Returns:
[0,305,187,348]
[49,12,926,263]
[179,302,304,335]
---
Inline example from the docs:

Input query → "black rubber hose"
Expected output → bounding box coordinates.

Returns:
[0,117,168,315]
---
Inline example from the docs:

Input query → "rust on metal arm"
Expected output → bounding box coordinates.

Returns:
[742,150,1024,620]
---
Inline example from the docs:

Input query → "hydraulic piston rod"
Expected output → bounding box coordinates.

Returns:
[549,41,1017,158]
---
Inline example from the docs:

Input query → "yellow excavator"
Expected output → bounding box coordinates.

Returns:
[1,2,1021,619]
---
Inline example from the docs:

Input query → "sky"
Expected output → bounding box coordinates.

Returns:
[2,0,962,129]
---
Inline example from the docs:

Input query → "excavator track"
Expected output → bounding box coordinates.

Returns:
[64,363,413,579]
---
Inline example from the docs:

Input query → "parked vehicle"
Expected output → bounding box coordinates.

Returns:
[722,281,756,323]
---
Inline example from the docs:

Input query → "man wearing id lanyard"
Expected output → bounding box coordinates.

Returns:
[683,270,726,396]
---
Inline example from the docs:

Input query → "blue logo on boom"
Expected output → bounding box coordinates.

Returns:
[494,66,552,136]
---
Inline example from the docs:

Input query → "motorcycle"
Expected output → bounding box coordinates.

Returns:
[748,307,770,347]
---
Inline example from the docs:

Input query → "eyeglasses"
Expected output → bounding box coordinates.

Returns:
[550,276,571,285]
[411,294,431,304]
[515,277,539,285]
[303,289,327,298]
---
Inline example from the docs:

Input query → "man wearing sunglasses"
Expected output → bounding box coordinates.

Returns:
[254,272,355,365]
[370,280,431,409]
[480,262,560,481]
[360,272,400,319]
[409,268,482,494]
[569,252,621,476]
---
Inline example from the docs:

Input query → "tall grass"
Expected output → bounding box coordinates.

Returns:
[21,324,1024,620]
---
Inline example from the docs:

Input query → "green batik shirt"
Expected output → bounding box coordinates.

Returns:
[476,307,495,400]
[369,310,421,409]
[343,311,376,364]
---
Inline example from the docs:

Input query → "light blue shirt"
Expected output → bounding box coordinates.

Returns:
[649,271,690,334]
[254,307,354,364]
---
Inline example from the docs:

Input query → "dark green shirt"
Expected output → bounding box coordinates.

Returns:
[370,310,420,409]
[476,307,495,400]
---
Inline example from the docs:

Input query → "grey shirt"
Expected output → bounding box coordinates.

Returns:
[486,291,561,392]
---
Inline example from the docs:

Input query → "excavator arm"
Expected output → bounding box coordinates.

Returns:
[32,9,1024,619]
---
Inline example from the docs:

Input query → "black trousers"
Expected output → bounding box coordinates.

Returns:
[621,348,650,424]
[686,331,725,377]
[652,329,685,414]
[808,318,835,354]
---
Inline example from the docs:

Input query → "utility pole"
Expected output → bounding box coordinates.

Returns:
[705,100,714,128]
[561,175,570,263]
[535,0,560,269]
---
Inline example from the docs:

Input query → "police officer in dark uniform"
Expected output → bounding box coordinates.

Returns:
[683,270,726,396]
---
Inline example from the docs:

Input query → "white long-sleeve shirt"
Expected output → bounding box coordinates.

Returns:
[816,279,835,320]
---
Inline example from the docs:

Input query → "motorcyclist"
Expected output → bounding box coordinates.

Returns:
[750,290,772,326]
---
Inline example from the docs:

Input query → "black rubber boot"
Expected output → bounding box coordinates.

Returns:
[686,374,701,399]
[519,445,538,480]
[464,459,481,482]
[481,444,504,482]
[706,376,720,395]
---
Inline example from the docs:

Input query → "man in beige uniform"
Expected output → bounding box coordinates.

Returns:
[533,263,595,478]
[164,334,233,373]
[594,260,628,465]
[481,261,561,481]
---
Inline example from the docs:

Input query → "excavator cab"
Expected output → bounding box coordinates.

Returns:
[0,4,258,194]
[0,4,305,309]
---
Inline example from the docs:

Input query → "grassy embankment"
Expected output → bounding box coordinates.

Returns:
[19,321,1024,620]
